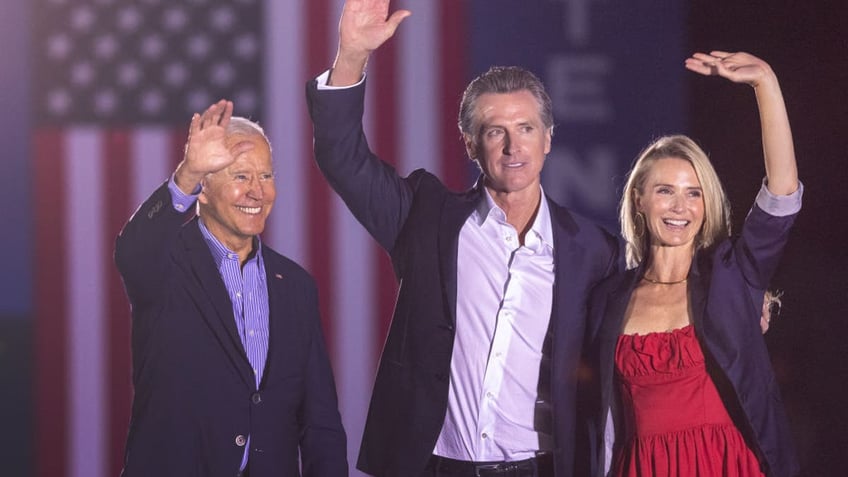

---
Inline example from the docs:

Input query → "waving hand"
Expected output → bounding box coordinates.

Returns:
[330,0,411,86]
[174,100,254,194]
[685,51,798,196]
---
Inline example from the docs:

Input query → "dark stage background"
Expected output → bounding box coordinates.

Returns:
[1,1,846,476]
[686,1,848,472]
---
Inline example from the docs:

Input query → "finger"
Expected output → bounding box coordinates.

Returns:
[709,50,733,59]
[684,57,716,76]
[199,103,217,129]
[219,100,234,127]
[201,99,227,129]
[690,52,715,61]
[687,53,718,68]
[188,113,201,136]
[184,113,201,160]
[209,99,229,127]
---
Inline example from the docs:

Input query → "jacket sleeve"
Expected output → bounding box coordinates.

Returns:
[114,181,194,310]
[730,182,802,289]
[297,282,349,477]
[306,78,414,252]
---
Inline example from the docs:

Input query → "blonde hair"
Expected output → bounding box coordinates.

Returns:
[765,289,783,316]
[620,135,731,269]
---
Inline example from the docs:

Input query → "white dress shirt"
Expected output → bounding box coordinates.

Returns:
[434,186,555,461]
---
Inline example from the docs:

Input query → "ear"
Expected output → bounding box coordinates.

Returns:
[544,126,553,155]
[197,178,210,205]
[463,133,478,161]
[633,188,644,212]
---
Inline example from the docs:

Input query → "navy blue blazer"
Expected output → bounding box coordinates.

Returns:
[588,203,800,477]
[115,183,347,477]
[307,79,620,476]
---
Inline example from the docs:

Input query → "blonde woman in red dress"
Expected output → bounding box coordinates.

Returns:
[588,51,801,477]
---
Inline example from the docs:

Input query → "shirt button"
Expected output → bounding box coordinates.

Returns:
[235,435,247,447]
[486,392,494,399]
[251,392,262,404]
[481,432,489,439]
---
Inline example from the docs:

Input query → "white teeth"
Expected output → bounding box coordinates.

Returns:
[664,219,688,226]
[238,207,261,214]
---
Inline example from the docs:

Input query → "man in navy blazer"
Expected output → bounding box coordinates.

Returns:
[115,100,347,477]
[305,1,619,476]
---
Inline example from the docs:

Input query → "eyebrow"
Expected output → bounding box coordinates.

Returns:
[481,119,537,131]
[652,183,702,189]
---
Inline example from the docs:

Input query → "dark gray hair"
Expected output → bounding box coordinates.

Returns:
[457,66,554,141]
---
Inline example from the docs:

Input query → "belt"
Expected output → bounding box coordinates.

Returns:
[426,453,553,477]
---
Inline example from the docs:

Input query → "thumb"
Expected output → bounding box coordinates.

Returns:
[386,9,411,34]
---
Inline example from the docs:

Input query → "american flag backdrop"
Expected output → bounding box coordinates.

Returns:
[32,1,470,476]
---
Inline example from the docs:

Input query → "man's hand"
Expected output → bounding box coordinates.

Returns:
[174,100,252,194]
[329,0,411,86]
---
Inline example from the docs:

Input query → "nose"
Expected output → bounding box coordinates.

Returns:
[247,176,265,199]
[670,194,684,212]
[502,133,514,155]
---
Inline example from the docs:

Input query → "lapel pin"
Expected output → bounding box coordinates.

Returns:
[275,273,283,280]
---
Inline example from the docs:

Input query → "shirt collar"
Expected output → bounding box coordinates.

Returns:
[197,218,263,268]
[472,185,555,251]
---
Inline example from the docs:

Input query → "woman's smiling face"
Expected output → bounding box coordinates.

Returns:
[635,157,705,251]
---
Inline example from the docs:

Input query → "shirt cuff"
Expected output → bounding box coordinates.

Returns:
[755,178,803,217]
[315,69,366,90]
[168,173,200,213]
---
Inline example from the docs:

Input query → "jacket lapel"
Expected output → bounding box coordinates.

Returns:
[598,268,640,365]
[688,254,711,334]
[262,259,302,389]
[547,198,584,337]
[181,220,254,387]
[438,184,483,327]
[596,267,640,472]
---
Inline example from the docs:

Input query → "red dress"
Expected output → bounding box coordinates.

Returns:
[613,325,764,477]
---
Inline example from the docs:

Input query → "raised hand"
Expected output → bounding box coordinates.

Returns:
[684,51,775,88]
[685,50,798,196]
[174,100,253,194]
[330,0,411,86]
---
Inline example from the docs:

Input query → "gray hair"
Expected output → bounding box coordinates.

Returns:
[227,116,272,152]
[198,116,273,193]
[458,66,554,143]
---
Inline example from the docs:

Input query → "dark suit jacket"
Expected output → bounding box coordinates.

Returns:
[307,79,619,476]
[114,183,347,477]
[589,203,800,477]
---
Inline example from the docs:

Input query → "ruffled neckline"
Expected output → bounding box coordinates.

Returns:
[616,325,705,377]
